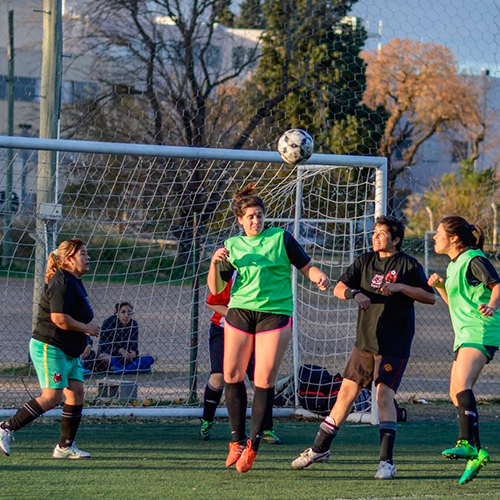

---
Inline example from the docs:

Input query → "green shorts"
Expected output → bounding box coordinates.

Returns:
[30,338,84,389]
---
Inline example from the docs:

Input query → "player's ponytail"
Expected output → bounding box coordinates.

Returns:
[45,239,86,283]
[232,183,265,217]
[440,216,484,250]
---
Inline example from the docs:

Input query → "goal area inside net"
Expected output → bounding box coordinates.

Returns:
[0,135,387,424]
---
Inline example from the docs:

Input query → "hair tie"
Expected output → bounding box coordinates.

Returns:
[469,224,476,232]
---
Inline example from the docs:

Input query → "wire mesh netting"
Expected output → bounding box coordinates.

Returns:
[1,1,500,411]
[0,143,382,409]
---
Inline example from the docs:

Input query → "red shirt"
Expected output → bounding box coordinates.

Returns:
[206,279,233,327]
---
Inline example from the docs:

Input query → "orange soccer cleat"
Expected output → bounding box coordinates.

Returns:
[236,439,258,473]
[226,440,246,467]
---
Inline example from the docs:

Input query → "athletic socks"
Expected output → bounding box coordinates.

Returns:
[313,416,339,453]
[457,389,480,449]
[225,381,247,443]
[1,399,44,432]
[262,387,275,432]
[59,404,83,448]
[250,386,274,452]
[379,421,397,463]
[201,383,224,422]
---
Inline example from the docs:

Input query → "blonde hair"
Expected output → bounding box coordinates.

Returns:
[45,239,86,283]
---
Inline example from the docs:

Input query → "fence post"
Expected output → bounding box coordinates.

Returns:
[32,0,63,332]
[189,212,199,403]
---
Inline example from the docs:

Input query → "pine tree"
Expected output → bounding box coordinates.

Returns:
[237,0,265,29]
[246,0,385,156]
[215,0,235,27]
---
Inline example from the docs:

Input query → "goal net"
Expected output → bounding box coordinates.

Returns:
[0,136,386,422]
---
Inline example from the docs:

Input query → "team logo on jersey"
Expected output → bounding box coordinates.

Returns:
[53,372,62,383]
[384,270,398,283]
[383,363,393,373]
[371,274,384,289]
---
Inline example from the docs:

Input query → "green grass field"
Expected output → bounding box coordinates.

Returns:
[1,416,499,500]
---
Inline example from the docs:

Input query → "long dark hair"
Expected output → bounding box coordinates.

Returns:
[115,301,133,314]
[232,183,265,218]
[440,216,485,250]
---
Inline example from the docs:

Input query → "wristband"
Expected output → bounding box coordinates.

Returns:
[345,289,360,299]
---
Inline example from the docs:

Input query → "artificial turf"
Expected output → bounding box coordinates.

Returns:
[1,418,499,500]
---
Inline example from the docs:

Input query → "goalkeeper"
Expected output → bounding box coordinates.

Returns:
[199,276,281,445]
[429,216,500,485]
[208,183,330,474]
[291,216,435,479]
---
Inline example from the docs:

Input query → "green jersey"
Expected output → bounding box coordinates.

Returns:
[445,248,500,350]
[225,227,293,315]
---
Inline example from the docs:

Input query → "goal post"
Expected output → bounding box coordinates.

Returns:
[0,135,386,422]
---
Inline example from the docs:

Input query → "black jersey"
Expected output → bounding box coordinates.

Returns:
[339,251,433,357]
[32,269,94,358]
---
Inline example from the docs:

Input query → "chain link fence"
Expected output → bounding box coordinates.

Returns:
[1,1,500,410]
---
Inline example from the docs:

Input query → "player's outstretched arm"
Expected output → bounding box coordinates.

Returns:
[428,273,448,305]
[299,262,330,291]
[208,247,229,295]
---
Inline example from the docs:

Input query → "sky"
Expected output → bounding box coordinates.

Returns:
[230,0,500,76]
[351,0,500,76]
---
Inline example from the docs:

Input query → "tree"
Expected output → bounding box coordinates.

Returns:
[404,161,498,239]
[65,0,260,147]
[215,0,235,27]
[237,0,265,29]
[237,0,385,156]
[362,38,486,209]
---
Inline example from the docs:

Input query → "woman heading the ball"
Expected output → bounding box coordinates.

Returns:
[429,216,500,485]
[208,183,330,473]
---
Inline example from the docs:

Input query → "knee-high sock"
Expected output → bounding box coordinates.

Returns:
[379,421,397,463]
[225,381,247,443]
[250,387,274,451]
[457,389,480,448]
[313,416,339,453]
[262,389,275,432]
[1,399,44,432]
[202,382,224,422]
[59,404,83,448]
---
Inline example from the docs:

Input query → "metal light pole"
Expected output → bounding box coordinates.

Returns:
[425,206,434,232]
[18,123,33,212]
[491,202,498,248]
[32,0,63,331]
[3,9,15,268]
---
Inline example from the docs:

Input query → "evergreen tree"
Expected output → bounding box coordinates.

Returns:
[215,0,235,27]
[246,0,385,156]
[237,0,265,29]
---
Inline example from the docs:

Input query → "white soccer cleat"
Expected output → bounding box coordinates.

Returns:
[291,447,330,469]
[52,443,91,460]
[374,460,396,480]
[0,425,14,456]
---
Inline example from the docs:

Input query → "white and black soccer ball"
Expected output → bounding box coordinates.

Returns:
[277,129,314,165]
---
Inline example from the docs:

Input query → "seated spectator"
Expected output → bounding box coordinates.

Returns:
[80,337,108,376]
[97,302,154,374]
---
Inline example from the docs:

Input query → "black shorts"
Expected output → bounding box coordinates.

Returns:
[342,346,408,393]
[454,344,498,364]
[225,308,292,336]
[208,323,255,380]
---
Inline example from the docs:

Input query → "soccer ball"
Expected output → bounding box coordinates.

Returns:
[277,129,314,164]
